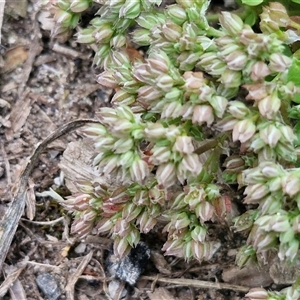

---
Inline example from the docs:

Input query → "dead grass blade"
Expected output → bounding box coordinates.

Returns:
[65,251,94,300]
[140,275,250,293]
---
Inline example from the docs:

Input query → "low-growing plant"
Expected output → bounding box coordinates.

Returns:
[41,0,300,298]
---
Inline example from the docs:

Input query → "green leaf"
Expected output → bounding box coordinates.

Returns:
[288,105,300,118]
[287,59,300,87]
[292,0,300,4]
[294,94,300,104]
[294,121,300,146]
[241,0,263,5]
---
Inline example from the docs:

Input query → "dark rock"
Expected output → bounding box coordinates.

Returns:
[36,273,61,300]
[106,241,150,285]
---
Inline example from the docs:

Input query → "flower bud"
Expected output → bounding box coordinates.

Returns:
[70,0,90,12]
[195,201,214,222]
[219,12,244,36]
[166,4,187,25]
[269,53,292,72]
[220,69,241,88]
[224,50,248,71]
[162,22,182,42]
[245,288,268,300]
[191,225,207,243]
[232,119,256,143]
[250,61,271,81]
[119,0,141,19]
[76,27,95,43]
[192,105,214,126]
[156,162,177,187]
[173,136,194,154]
[259,123,281,148]
[150,145,171,164]
[258,93,281,119]
[130,157,150,183]
[228,101,250,119]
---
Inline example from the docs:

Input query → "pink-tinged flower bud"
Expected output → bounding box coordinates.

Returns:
[165,125,181,141]
[183,71,205,90]
[259,124,281,148]
[219,12,244,36]
[96,70,118,89]
[119,0,141,19]
[245,287,268,300]
[228,101,250,119]
[144,122,166,139]
[96,218,114,234]
[250,61,271,81]
[224,50,248,71]
[282,173,300,197]
[191,240,205,261]
[192,105,214,126]
[162,22,182,42]
[244,83,268,101]
[180,103,194,120]
[220,69,241,88]
[173,136,194,154]
[137,85,163,104]
[166,4,187,25]
[258,93,281,119]
[162,101,182,119]
[232,119,256,143]
[180,153,202,175]
[215,116,238,132]
[255,232,277,251]
[244,183,269,202]
[130,157,150,183]
[162,238,185,257]
[269,53,292,72]
[156,163,177,187]
[195,201,214,222]
[150,145,171,164]
[260,161,284,178]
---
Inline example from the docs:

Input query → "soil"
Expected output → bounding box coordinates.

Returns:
[0,1,295,300]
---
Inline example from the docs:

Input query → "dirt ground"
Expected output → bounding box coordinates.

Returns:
[0,0,296,299]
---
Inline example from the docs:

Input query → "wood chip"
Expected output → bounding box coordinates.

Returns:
[0,45,29,74]
[148,287,176,300]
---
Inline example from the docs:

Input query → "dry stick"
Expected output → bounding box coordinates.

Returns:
[0,119,101,272]
[140,276,250,293]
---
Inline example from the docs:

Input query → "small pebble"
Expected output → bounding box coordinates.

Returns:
[74,242,86,254]
[36,273,61,300]
[108,280,128,299]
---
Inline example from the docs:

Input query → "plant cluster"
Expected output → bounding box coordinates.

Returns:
[42,0,300,298]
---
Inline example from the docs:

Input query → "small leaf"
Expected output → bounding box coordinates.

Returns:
[241,0,263,5]
[287,59,300,86]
